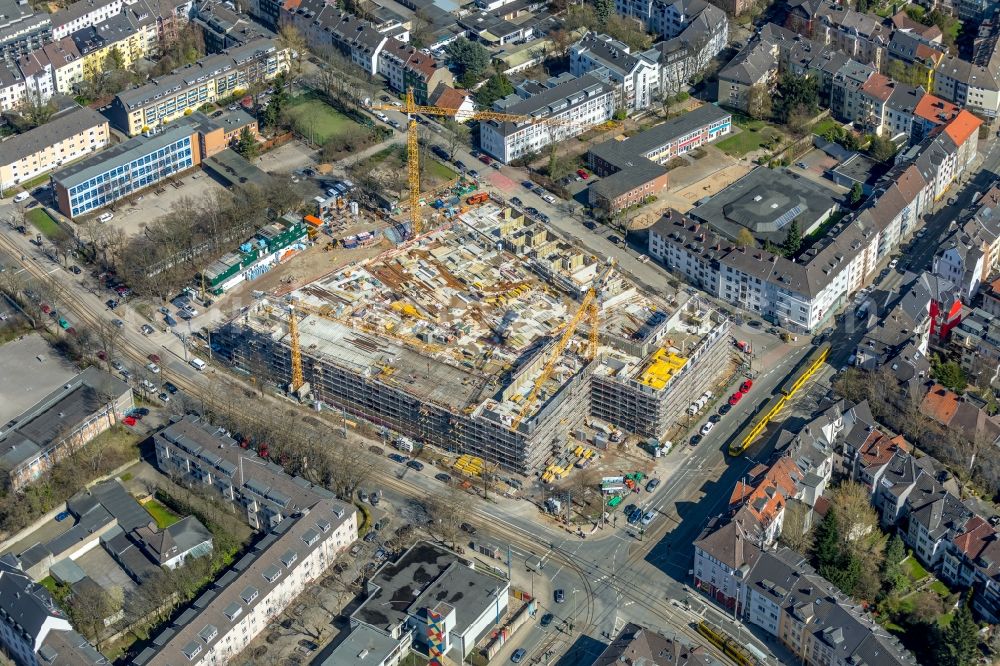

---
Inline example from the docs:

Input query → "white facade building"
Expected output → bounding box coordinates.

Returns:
[569,33,660,113]
[480,73,615,163]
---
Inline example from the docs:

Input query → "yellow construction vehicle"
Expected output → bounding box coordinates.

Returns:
[510,260,615,429]
[370,88,583,238]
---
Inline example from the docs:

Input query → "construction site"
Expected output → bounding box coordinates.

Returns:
[212,203,732,476]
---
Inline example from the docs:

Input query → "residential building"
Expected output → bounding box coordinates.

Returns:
[593,623,716,666]
[0,558,106,665]
[377,37,452,104]
[136,497,355,665]
[933,184,1000,300]
[887,29,946,91]
[941,515,1000,621]
[952,308,1000,387]
[921,383,1000,446]
[132,516,214,570]
[16,38,84,101]
[693,516,762,611]
[0,368,131,492]
[934,55,1000,122]
[615,0,727,66]
[829,59,876,125]
[52,0,123,40]
[715,24,791,112]
[741,548,916,666]
[342,542,509,663]
[0,106,108,191]
[0,0,50,62]
[428,83,475,121]
[570,33,660,113]
[193,0,274,52]
[480,73,615,163]
[981,276,1000,317]
[786,0,889,70]
[108,38,289,136]
[280,1,387,76]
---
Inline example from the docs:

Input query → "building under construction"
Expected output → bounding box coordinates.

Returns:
[213,204,731,475]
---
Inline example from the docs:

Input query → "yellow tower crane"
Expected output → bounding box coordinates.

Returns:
[371,88,582,238]
[510,259,615,429]
[288,303,305,394]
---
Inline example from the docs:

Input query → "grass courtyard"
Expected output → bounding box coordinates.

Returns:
[285,96,363,145]
[717,119,786,157]
[26,208,67,240]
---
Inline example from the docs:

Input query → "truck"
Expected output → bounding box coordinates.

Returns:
[467,192,489,205]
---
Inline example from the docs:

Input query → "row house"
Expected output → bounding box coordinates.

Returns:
[952,308,1000,388]
[694,536,917,665]
[941,516,1000,622]
[886,29,945,91]
[933,184,1000,300]
[786,0,889,70]
[377,37,453,104]
[480,73,615,164]
[280,0,388,76]
[934,55,1000,122]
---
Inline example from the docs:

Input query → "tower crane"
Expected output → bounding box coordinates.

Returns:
[510,259,616,429]
[370,88,583,238]
[288,302,305,394]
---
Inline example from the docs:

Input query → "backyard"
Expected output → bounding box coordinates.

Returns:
[142,498,181,528]
[716,119,786,157]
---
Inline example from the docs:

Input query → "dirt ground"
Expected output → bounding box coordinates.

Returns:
[656,161,755,215]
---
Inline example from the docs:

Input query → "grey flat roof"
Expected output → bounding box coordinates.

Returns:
[589,105,731,171]
[322,624,401,665]
[353,541,506,635]
[689,167,840,245]
[52,121,198,189]
[590,161,668,199]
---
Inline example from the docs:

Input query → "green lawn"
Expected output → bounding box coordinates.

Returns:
[930,580,950,597]
[812,117,840,137]
[901,556,929,582]
[143,498,181,528]
[39,576,58,593]
[424,158,457,182]
[285,97,361,145]
[716,121,784,157]
[26,208,66,240]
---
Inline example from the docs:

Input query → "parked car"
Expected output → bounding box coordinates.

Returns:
[576,169,589,179]
[435,472,452,483]
[454,161,468,172]
[700,421,715,435]
[740,379,753,393]
[689,434,702,446]
[540,613,554,627]
[608,235,621,244]
[406,460,424,471]
[163,381,178,394]
[141,324,154,335]
[510,197,523,207]
[113,319,124,328]
[12,191,29,203]
[159,392,170,402]
[146,362,160,374]
[584,221,597,230]
[641,511,655,526]
[511,648,527,664]
[554,589,565,603]
[98,212,114,223]
[388,453,408,463]
[728,392,743,406]
[645,478,660,492]
[460,522,477,534]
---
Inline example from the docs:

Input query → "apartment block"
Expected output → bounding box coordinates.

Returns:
[570,33,660,113]
[933,184,1000,300]
[377,37,452,104]
[951,308,1000,388]
[0,106,108,190]
[140,415,357,664]
[0,0,50,62]
[0,367,132,492]
[480,73,615,164]
[17,37,84,101]
[616,0,727,58]
[934,55,1000,122]
[280,0,388,75]
[594,623,716,666]
[109,38,288,136]
[786,0,889,70]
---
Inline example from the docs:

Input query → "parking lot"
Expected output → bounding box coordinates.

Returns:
[101,171,227,238]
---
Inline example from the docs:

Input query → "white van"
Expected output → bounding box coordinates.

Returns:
[189,357,207,370]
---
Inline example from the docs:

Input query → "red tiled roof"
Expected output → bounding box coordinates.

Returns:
[861,73,895,102]
[914,93,959,125]
[943,110,983,147]
[954,515,993,559]
[920,383,960,426]
[431,84,471,111]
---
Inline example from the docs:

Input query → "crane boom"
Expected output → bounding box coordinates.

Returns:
[369,88,588,241]
[288,304,304,393]
[510,261,615,429]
